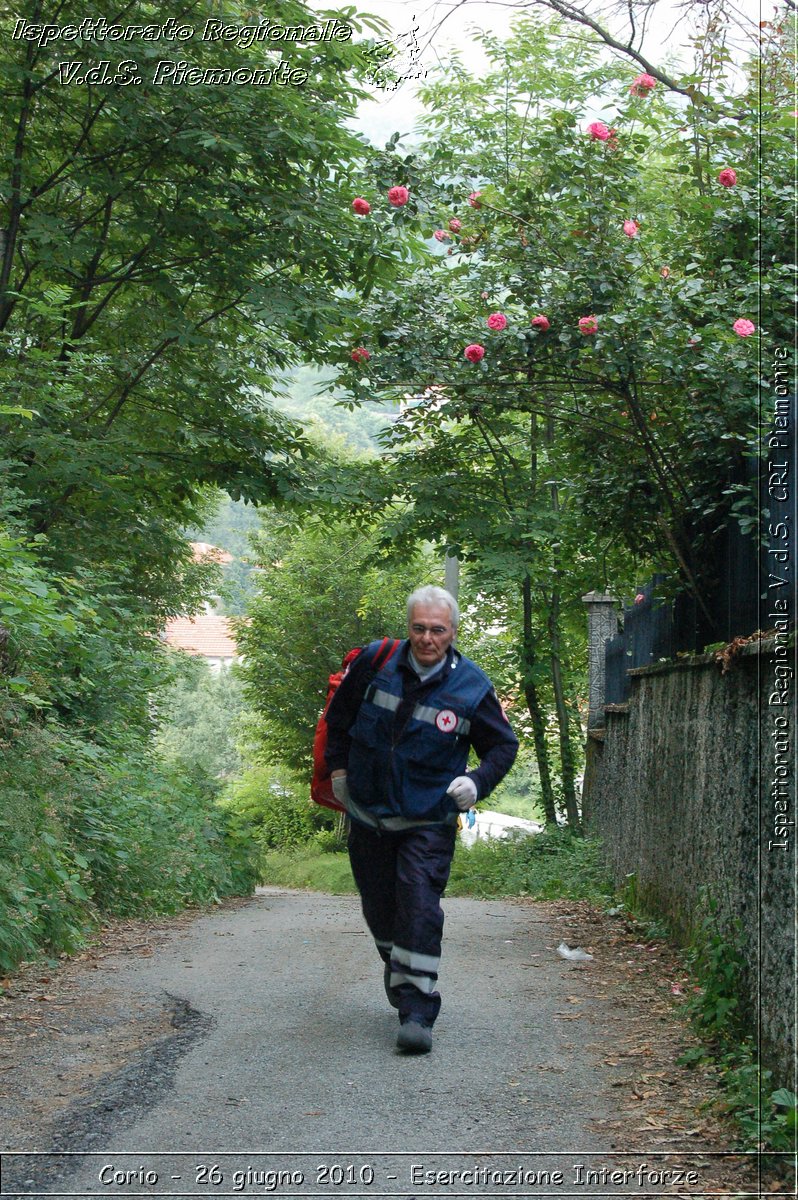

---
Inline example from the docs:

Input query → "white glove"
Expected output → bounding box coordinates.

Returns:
[331,773,351,805]
[446,775,478,811]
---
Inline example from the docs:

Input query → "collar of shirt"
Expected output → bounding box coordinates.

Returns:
[400,641,457,685]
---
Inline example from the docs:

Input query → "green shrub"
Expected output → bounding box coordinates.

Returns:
[0,723,258,972]
[219,762,329,851]
[675,895,797,1160]
[259,845,355,894]
[447,827,615,902]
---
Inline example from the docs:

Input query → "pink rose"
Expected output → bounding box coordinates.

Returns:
[660,266,671,278]
[634,593,645,605]
[587,121,611,141]
[629,73,657,96]
[352,197,371,215]
[448,218,462,232]
[433,229,450,242]
[486,312,507,331]
[480,291,489,300]
[530,314,550,331]
[464,343,485,363]
[732,318,755,337]
[350,346,371,363]
[623,219,639,238]
[468,191,482,208]
[578,315,598,335]
[718,168,737,188]
[387,185,409,207]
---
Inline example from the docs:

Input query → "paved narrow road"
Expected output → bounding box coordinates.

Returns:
[2,889,753,1198]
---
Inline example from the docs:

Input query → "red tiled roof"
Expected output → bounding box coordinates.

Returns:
[164,613,238,659]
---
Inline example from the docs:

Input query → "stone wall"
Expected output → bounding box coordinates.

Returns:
[586,639,795,1085]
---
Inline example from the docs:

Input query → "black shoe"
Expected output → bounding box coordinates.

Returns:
[383,964,400,1009]
[396,1019,432,1054]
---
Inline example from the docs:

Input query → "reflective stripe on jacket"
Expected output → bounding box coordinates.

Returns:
[346,643,492,827]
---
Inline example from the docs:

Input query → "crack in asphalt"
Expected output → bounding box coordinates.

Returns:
[3,994,213,1197]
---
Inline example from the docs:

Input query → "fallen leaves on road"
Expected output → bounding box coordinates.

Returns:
[524,898,768,1195]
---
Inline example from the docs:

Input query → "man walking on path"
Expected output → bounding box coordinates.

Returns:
[325,585,518,1054]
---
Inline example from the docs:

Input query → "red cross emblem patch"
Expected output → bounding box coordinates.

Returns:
[435,709,458,732]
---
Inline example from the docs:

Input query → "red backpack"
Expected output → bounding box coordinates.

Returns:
[311,637,401,811]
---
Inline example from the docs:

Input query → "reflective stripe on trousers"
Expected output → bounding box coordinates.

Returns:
[347,821,457,1026]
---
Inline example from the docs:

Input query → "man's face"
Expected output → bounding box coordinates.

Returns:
[408,602,455,668]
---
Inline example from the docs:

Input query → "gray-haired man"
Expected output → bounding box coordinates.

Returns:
[325,585,518,1053]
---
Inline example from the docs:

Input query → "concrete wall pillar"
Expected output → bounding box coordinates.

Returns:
[582,592,619,730]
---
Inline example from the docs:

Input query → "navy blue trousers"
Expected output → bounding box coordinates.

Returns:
[347,821,457,1026]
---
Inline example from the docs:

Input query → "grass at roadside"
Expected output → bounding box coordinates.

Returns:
[259,845,356,893]
[258,827,615,905]
[447,827,615,902]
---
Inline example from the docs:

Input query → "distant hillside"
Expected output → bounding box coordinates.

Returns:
[191,367,394,614]
[270,364,396,452]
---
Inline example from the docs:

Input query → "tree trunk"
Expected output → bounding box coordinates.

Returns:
[522,572,557,825]
[548,588,581,831]
[541,399,580,830]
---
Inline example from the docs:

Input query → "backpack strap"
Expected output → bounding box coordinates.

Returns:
[371,636,402,672]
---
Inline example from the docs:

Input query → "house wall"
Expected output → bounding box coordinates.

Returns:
[586,639,795,1086]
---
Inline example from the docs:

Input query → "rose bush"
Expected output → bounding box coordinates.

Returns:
[319,13,788,825]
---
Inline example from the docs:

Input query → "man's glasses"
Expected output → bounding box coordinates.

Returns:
[410,624,450,636]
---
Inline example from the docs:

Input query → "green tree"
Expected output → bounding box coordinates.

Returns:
[0,0,403,737]
[238,505,435,776]
[155,652,244,781]
[296,11,789,823]
[0,0,436,953]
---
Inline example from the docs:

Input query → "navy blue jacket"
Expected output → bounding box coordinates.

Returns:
[325,640,518,829]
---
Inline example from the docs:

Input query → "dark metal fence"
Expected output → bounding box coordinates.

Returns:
[604,396,796,706]
[605,576,673,704]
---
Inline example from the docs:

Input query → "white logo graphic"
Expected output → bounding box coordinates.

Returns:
[435,709,457,732]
